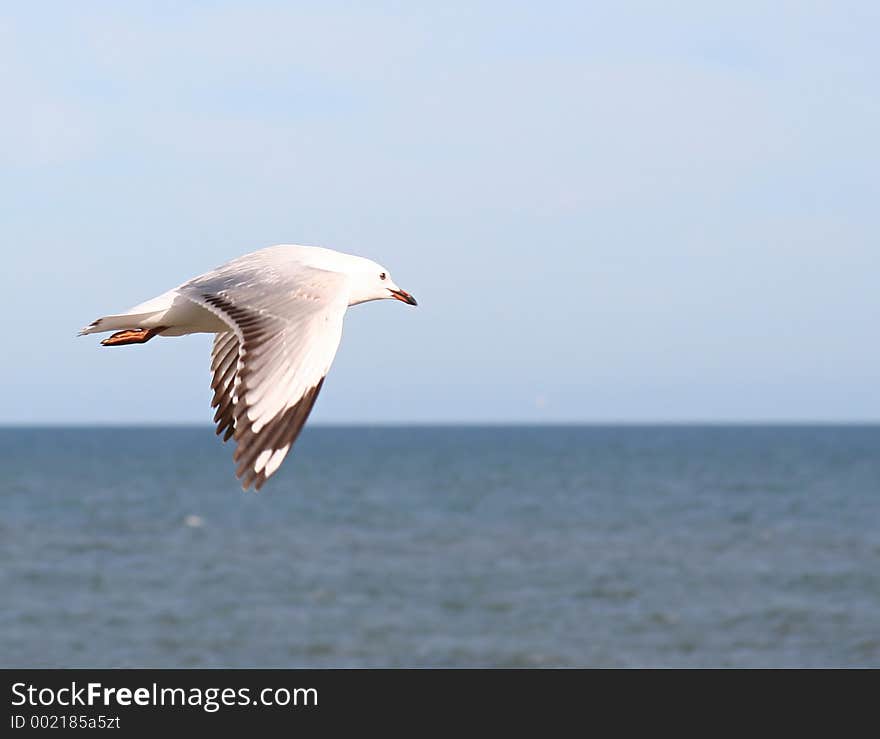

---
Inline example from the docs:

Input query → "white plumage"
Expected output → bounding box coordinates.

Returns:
[80,245,417,490]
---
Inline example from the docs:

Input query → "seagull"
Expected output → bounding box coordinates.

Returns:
[80,245,417,490]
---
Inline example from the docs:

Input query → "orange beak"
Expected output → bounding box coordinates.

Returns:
[389,289,418,306]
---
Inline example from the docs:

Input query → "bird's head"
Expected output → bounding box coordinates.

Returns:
[347,259,417,307]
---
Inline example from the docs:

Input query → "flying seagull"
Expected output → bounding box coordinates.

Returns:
[80,245,417,490]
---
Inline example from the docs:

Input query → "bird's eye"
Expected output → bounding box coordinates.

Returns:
[379,272,387,280]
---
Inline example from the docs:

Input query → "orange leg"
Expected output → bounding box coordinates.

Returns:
[101,327,165,346]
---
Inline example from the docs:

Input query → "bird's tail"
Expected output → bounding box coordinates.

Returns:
[79,289,178,339]
[78,311,162,337]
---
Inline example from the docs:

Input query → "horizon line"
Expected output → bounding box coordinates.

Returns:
[1,420,879,428]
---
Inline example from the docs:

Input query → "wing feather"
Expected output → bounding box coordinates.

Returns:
[210,332,240,442]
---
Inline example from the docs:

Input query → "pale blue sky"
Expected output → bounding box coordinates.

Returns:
[3,2,878,423]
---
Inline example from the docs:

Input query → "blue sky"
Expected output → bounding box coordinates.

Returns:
[3,1,878,423]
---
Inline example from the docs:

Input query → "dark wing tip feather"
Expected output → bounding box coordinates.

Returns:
[209,330,240,444]
[234,378,326,491]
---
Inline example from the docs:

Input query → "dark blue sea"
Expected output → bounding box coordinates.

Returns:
[2,426,878,668]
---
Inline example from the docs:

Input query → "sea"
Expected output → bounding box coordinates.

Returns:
[1,425,878,668]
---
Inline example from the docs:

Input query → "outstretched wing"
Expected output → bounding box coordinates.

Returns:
[180,257,348,490]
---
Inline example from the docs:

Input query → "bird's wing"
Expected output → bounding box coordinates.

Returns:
[179,260,349,490]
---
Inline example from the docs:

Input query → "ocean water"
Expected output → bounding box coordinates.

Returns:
[1,425,878,668]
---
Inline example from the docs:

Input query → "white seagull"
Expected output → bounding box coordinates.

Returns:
[80,245,417,490]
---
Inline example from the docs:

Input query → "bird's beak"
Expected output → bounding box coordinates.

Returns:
[389,288,418,306]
